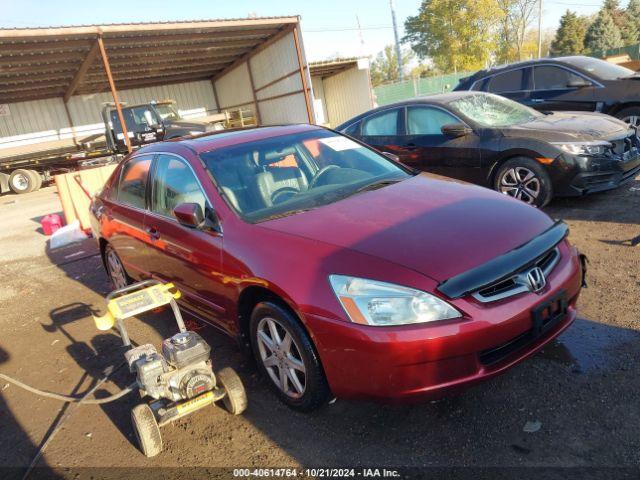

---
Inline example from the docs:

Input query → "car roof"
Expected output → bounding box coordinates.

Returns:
[134,123,325,156]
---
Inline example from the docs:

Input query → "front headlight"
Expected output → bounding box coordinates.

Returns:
[551,141,611,156]
[329,275,461,326]
[189,130,204,136]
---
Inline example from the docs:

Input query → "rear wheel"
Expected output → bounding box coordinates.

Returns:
[615,106,640,127]
[216,367,248,415]
[494,157,553,208]
[27,170,43,191]
[250,302,330,412]
[104,244,130,290]
[8,169,37,194]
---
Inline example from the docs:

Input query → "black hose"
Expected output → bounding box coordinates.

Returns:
[0,373,136,404]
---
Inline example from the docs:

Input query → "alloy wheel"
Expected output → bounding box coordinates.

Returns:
[256,316,306,398]
[106,248,128,289]
[499,167,541,204]
[622,115,640,128]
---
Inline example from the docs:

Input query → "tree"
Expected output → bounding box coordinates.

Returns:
[622,0,640,45]
[550,10,588,56]
[403,0,504,73]
[369,45,413,86]
[585,8,623,55]
[495,0,539,63]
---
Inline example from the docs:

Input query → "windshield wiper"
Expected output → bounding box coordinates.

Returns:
[353,178,403,194]
[260,208,311,222]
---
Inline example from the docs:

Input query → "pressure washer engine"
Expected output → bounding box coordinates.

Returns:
[93,280,247,457]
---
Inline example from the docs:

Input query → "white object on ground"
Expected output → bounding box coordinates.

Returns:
[523,420,542,433]
[49,220,88,249]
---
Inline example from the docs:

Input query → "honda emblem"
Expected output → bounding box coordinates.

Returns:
[526,267,546,293]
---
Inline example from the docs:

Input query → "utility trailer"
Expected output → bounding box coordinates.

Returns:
[0,100,228,195]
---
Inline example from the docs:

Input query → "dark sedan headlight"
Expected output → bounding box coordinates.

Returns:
[551,141,611,156]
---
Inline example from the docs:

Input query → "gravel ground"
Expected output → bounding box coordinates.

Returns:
[0,182,638,479]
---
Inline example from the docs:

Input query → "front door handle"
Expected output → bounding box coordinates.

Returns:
[530,98,544,104]
[146,227,160,241]
[404,143,419,151]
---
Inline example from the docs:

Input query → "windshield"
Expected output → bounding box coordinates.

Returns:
[449,93,541,127]
[154,103,182,121]
[200,129,411,223]
[560,56,634,80]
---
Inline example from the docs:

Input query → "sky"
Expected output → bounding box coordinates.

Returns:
[0,0,610,62]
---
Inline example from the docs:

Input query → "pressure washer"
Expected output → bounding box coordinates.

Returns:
[0,280,247,458]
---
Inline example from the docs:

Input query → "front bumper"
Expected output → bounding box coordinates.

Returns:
[554,150,640,196]
[305,243,583,403]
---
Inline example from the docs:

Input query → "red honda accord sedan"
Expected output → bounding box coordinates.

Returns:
[90,124,584,411]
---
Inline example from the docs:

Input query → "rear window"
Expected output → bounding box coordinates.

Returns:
[362,109,399,136]
[487,69,524,93]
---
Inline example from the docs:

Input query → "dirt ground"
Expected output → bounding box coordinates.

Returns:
[0,181,639,479]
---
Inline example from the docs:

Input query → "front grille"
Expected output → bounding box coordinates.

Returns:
[472,247,560,303]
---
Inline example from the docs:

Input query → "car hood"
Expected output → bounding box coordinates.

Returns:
[258,174,554,282]
[168,119,208,131]
[501,111,632,142]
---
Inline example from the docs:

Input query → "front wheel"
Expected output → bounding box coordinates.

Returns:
[216,367,248,415]
[615,106,640,127]
[494,157,553,208]
[104,243,130,290]
[250,302,330,412]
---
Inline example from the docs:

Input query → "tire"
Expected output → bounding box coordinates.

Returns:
[8,169,36,194]
[216,367,248,415]
[131,404,162,457]
[103,243,131,290]
[614,106,640,127]
[27,170,43,191]
[494,157,553,208]
[250,301,330,412]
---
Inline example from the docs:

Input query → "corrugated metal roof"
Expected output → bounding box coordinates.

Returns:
[309,57,365,78]
[0,17,300,104]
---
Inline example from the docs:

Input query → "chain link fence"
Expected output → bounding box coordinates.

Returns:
[373,72,472,106]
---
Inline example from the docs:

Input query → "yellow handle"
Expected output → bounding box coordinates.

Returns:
[93,312,115,331]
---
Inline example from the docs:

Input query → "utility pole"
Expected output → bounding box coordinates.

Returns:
[537,0,543,58]
[390,0,403,81]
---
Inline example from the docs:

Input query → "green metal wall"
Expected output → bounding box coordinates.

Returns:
[373,72,471,106]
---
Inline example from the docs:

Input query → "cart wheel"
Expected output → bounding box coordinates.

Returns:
[131,404,162,457]
[217,367,247,415]
[26,170,42,191]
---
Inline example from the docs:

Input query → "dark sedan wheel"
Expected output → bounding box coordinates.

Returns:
[250,301,330,412]
[104,244,130,290]
[494,157,552,208]
[616,106,640,128]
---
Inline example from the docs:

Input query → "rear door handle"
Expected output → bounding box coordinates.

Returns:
[530,98,544,103]
[146,226,160,241]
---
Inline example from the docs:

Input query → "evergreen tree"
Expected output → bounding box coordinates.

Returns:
[585,8,623,54]
[550,10,588,55]
[622,0,640,45]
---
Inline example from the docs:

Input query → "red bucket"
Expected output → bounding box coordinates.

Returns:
[41,214,64,236]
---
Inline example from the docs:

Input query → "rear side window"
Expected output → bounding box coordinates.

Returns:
[407,107,459,135]
[362,109,399,136]
[487,69,524,93]
[152,154,207,218]
[117,156,152,209]
[533,66,582,90]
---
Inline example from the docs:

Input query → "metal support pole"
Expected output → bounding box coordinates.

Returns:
[292,25,314,124]
[538,0,543,58]
[390,0,403,81]
[97,35,132,153]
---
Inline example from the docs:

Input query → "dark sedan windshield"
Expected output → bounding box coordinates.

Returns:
[560,56,635,80]
[449,93,541,127]
[200,129,411,223]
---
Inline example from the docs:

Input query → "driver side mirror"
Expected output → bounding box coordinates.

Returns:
[382,151,400,162]
[173,203,205,228]
[441,123,473,138]
[144,110,161,129]
[567,78,592,88]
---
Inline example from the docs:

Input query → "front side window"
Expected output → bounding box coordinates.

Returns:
[152,155,207,218]
[362,109,399,136]
[560,56,633,80]
[406,106,459,135]
[487,69,524,93]
[449,93,541,127]
[201,129,411,223]
[117,155,152,209]
[533,66,583,90]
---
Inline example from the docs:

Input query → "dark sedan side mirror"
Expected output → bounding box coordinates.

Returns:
[174,203,205,228]
[441,123,473,138]
[382,151,400,162]
[567,78,592,88]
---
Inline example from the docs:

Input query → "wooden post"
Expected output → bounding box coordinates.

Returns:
[97,35,132,153]
[292,25,314,124]
[210,79,221,114]
[62,101,78,146]
[246,60,262,125]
